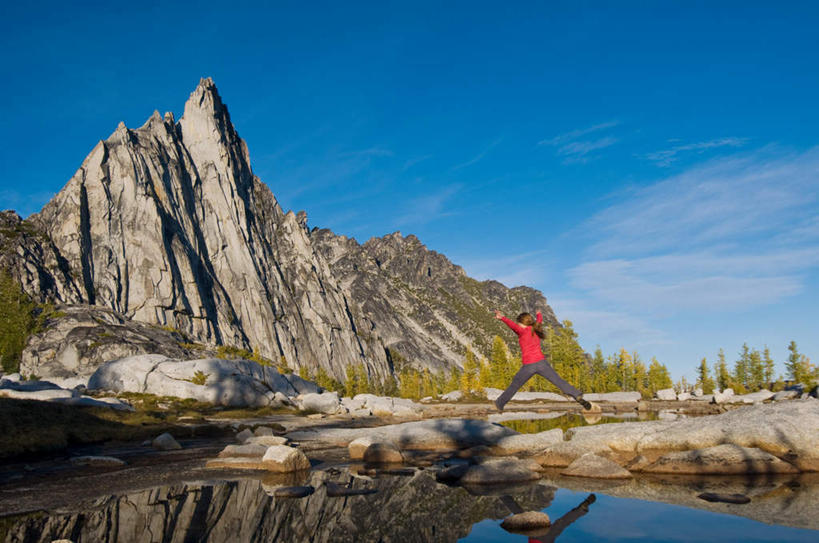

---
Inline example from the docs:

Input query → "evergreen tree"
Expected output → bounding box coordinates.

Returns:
[733,344,751,393]
[786,341,803,382]
[716,348,731,391]
[647,357,672,393]
[748,348,765,391]
[344,364,357,397]
[590,346,607,392]
[762,346,775,385]
[696,357,715,394]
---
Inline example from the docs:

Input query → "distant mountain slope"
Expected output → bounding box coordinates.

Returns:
[1,79,562,379]
[312,229,559,369]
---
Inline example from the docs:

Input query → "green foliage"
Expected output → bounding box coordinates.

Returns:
[715,349,731,390]
[696,357,715,394]
[785,341,817,387]
[647,357,673,394]
[189,370,209,386]
[0,271,61,373]
[310,366,344,393]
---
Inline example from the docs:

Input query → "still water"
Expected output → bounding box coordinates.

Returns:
[2,462,818,542]
[463,487,819,543]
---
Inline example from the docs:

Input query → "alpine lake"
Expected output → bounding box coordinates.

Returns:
[1,407,817,543]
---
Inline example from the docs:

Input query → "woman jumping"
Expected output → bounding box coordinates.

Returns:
[493,309,599,412]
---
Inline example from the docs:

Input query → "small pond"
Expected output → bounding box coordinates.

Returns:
[497,412,664,434]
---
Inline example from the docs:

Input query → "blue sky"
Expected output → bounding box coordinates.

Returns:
[2,1,818,381]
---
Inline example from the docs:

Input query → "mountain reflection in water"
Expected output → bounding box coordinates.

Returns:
[2,469,557,543]
[3,468,819,542]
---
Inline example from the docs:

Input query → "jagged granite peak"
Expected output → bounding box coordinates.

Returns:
[22,79,388,380]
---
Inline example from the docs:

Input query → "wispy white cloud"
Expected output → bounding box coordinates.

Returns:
[573,145,819,314]
[538,121,620,147]
[549,297,671,349]
[539,121,620,164]
[458,249,552,288]
[570,249,817,311]
[394,184,462,226]
[338,146,394,158]
[557,136,619,164]
[402,154,433,172]
[587,146,819,256]
[644,137,748,167]
[451,138,502,171]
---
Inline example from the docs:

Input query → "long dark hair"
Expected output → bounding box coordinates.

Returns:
[516,312,544,339]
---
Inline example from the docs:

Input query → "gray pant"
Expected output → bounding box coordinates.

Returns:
[495,359,582,409]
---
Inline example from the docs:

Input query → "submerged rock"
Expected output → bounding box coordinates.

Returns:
[236,428,254,443]
[698,492,751,504]
[70,456,126,467]
[152,433,181,451]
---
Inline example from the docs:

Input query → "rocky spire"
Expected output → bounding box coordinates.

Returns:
[25,79,388,379]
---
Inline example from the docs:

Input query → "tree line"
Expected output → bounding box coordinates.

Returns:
[694,342,818,394]
[301,320,674,400]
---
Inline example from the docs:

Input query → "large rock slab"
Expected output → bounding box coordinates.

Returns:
[88,355,313,406]
[351,394,424,416]
[289,418,518,451]
[262,446,311,472]
[534,401,819,473]
[640,444,799,475]
[581,391,642,403]
[655,388,677,401]
[726,389,774,404]
[297,392,340,414]
[460,458,542,485]
[483,388,569,402]
[561,453,633,479]
[491,429,563,455]
[634,401,819,471]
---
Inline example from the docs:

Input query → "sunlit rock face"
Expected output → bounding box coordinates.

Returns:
[23,78,387,380]
[2,470,557,543]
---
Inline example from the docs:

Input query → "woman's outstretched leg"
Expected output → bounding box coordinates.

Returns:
[532,360,599,411]
[494,363,538,411]
[531,360,581,398]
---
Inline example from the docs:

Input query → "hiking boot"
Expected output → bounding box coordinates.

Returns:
[577,396,593,410]
[494,398,505,413]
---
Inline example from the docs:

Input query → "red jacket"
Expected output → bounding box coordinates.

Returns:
[500,312,545,365]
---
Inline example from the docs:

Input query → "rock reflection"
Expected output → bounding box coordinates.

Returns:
[2,469,557,543]
[499,493,595,542]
